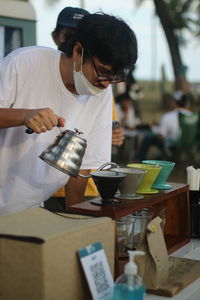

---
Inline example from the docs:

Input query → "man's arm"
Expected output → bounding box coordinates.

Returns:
[65,169,91,209]
[0,108,65,133]
[0,108,27,128]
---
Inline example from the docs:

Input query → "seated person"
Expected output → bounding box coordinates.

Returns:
[116,92,141,131]
[135,91,193,161]
[115,92,141,163]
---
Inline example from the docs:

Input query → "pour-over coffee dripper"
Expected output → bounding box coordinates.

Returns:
[110,167,147,200]
[127,163,162,194]
[142,160,175,189]
[90,170,126,206]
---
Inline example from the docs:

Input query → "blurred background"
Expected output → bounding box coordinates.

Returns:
[1,0,200,183]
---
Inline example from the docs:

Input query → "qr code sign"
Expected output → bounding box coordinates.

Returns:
[90,261,110,295]
[78,242,114,300]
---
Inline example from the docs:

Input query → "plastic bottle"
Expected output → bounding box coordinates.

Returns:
[113,250,145,300]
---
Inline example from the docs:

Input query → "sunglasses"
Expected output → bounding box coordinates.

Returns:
[88,51,126,84]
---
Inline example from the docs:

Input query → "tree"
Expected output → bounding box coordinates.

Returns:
[136,0,200,92]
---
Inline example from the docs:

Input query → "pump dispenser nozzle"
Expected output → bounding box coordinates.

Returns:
[125,250,145,276]
[113,250,146,299]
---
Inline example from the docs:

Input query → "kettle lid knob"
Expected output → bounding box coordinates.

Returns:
[74,128,83,135]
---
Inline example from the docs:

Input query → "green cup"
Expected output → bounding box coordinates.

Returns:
[142,160,175,189]
[127,163,162,194]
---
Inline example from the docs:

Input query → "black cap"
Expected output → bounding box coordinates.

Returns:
[56,7,90,28]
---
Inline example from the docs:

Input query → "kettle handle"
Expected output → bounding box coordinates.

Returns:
[25,125,62,134]
[78,162,119,178]
[25,127,34,134]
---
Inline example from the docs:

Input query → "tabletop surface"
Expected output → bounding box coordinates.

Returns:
[68,182,188,219]
[146,239,200,300]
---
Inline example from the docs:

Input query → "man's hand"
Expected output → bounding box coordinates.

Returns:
[24,108,65,133]
[112,127,124,146]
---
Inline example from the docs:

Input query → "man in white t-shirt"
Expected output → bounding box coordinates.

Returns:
[135,91,193,161]
[0,13,138,216]
[45,7,125,211]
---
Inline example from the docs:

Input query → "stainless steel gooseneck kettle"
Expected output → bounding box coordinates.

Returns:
[39,128,118,177]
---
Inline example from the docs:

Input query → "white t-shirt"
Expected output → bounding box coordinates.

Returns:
[0,46,112,216]
[159,108,192,141]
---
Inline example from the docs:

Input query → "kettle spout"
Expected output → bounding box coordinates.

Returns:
[97,162,119,171]
[78,162,119,178]
[78,173,91,178]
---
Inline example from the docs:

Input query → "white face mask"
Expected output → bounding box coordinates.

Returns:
[73,49,103,96]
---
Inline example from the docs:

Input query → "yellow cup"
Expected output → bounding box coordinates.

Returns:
[127,163,162,194]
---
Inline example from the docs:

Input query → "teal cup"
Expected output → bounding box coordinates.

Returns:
[142,160,175,189]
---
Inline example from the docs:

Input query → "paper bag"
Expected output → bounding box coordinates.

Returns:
[135,216,169,290]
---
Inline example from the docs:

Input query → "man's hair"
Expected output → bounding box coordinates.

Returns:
[61,13,138,74]
[175,93,193,108]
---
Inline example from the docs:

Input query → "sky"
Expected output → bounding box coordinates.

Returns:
[30,0,200,83]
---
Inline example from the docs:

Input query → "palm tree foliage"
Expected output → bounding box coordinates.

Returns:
[43,0,199,90]
[136,0,200,90]
[136,0,200,35]
[167,0,200,40]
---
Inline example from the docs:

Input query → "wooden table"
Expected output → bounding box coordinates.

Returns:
[68,182,190,276]
[147,239,200,299]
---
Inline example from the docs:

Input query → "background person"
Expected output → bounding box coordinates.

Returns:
[135,91,193,161]
[114,92,141,163]
[116,92,141,130]
[52,7,89,50]
[0,13,138,216]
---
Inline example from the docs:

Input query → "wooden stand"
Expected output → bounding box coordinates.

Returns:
[68,182,190,276]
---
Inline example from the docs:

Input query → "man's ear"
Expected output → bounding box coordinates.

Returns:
[73,42,83,59]
[52,31,60,47]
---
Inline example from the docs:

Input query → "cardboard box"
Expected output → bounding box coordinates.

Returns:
[0,207,115,300]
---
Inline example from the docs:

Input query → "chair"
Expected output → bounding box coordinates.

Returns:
[173,111,200,165]
[196,109,200,141]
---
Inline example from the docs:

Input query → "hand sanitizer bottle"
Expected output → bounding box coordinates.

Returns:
[113,250,145,300]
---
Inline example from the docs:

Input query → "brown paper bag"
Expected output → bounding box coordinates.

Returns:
[135,216,169,290]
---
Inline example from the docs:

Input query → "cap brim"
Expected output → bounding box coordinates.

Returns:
[57,22,76,28]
